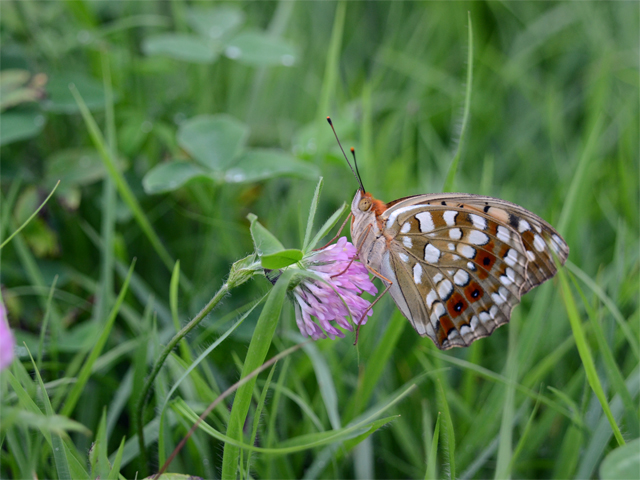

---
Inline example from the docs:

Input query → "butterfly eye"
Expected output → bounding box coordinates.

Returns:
[358,198,372,212]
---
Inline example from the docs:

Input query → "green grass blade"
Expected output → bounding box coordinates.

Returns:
[303,177,323,251]
[0,180,59,250]
[60,259,136,417]
[435,378,455,480]
[508,395,541,474]
[425,413,441,480]
[26,348,72,480]
[305,202,348,252]
[177,384,416,454]
[345,310,406,422]
[566,261,639,360]
[442,12,473,192]
[494,316,518,480]
[107,436,126,480]
[557,267,625,446]
[37,275,58,370]
[570,272,639,436]
[245,363,277,474]
[301,341,341,430]
[221,268,297,478]
[169,259,191,362]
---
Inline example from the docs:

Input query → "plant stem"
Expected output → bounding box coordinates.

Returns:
[136,281,229,474]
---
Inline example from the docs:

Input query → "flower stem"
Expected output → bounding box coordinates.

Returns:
[136,282,229,474]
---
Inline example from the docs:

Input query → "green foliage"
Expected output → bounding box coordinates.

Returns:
[1,2,638,479]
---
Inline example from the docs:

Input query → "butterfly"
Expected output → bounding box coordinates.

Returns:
[328,118,569,350]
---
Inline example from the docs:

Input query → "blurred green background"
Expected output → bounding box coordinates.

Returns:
[1,1,638,479]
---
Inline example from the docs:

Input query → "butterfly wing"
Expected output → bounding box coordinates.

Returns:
[378,194,568,350]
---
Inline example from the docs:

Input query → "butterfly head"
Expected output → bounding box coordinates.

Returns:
[351,189,388,218]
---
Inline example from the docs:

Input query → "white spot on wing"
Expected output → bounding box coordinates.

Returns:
[399,253,409,263]
[490,305,499,319]
[458,244,476,258]
[533,234,546,252]
[413,263,423,284]
[479,311,491,323]
[469,214,487,230]
[491,292,506,305]
[448,243,455,251]
[504,248,519,267]
[454,269,469,286]
[497,225,511,243]
[438,279,453,299]
[526,250,536,261]
[470,316,479,330]
[434,302,445,318]
[426,322,435,338]
[424,244,441,263]
[551,234,564,253]
[519,219,531,233]
[449,228,462,240]
[468,230,490,245]
[386,205,424,229]
[415,212,435,232]
[403,237,413,249]
[506,267,516,283]
[460,325,471,336]
[443,211,458,226]
[467,261,476,271]
[433,273,444,283]
[426,290,438,308]
[448,329,460,339]
[499,286,509,302]
[401,222,411,234]
[500,275,512,287]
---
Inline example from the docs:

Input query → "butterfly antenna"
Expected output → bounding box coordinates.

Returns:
[326,117,366,193]
[350,147,365,193]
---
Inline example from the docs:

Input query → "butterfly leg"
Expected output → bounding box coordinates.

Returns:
[314,212,353,251]
[353,268,393,345]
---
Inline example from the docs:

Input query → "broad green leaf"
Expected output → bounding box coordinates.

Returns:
[44,72,107,113]
[142,33,218,63]
[247,213,285,257]
[142,160,210,194]
[178,114,248,170]
[0,111,45,145]
[599,438,640,480]
[224,31,297,67]
[186,6,244,40]
[224,149,319,183]
[260,249,304,269]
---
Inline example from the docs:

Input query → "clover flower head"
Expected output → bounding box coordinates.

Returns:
[0,299,15,371]
[293,237,377,340]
